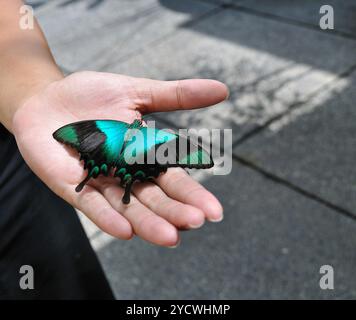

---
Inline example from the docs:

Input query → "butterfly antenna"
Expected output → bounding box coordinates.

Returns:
[134,109,142,121]
[75,174,91,192]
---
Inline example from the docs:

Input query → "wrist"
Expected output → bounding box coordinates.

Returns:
[0,65,64,133]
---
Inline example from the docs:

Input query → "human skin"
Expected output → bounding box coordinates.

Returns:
[0,0,228,247]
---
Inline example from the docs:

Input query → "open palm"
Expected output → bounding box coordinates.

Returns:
[12,71,227,247]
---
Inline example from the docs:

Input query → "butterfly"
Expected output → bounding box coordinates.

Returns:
[53,119,214,204]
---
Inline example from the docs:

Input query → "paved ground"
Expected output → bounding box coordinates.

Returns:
[29,0,356,299]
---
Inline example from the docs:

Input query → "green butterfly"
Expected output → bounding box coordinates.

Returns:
[53,119,213,204]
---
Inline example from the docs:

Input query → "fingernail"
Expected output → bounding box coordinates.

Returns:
[225,86,230,100]
[168,239,181,249]
[208,214,224,223]
[188,220,205,229]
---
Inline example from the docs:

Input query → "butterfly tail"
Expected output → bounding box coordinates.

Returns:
[174,136,214,169]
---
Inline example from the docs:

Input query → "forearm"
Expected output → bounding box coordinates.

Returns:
[0,0,63,132]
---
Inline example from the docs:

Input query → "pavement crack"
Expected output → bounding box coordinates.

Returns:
[232,154,356,222]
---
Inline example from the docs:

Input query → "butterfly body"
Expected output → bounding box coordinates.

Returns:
[53,119,213,204]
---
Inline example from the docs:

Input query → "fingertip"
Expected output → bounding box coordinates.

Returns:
[186,207,205,229]
[179,79,229,109]
[168,237,181,249]
[207,206,224,223]
[208,79,230,102]
[183,188,224,223]
[139,215,179,247]
[203,194,224,223]
[156,221,180,247]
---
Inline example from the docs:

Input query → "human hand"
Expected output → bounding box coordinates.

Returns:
[12,71,228,247]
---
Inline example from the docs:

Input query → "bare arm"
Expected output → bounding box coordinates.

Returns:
[0,0,63,131]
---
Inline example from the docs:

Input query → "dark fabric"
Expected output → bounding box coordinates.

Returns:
[0,124,115,300]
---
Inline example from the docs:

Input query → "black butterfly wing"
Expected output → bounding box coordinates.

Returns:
[53,119,132,191]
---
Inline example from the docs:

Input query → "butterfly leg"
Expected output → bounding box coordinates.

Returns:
[122,182,133,205]
[75,166,99,192]
[121,173,133,205]
[75,175,91,192]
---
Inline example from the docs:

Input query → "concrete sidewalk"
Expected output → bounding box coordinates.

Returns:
[30,0,356,299]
